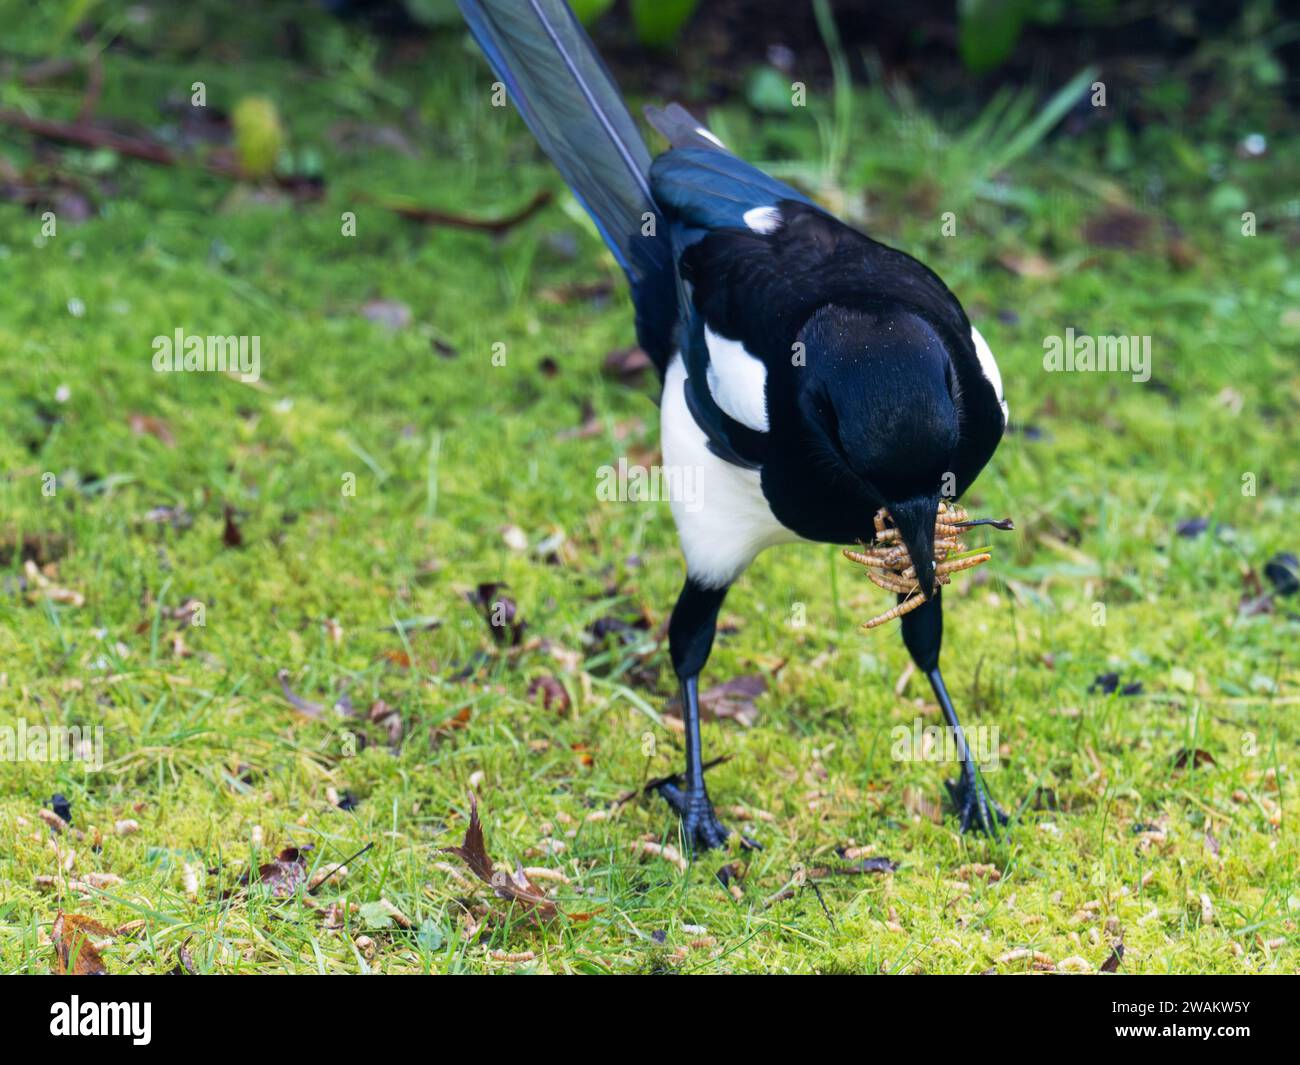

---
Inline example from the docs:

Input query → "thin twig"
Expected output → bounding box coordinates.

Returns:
[0,108,177,164]
[308,841,374,894]
[357,189,554,234]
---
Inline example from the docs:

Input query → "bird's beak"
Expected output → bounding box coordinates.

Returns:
[885,494,941,601]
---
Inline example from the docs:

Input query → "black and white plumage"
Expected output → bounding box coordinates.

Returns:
[458,0,1011,846]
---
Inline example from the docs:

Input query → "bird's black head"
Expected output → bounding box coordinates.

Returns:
[763,303,962,599]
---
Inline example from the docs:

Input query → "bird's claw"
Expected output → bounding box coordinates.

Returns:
[945,766,1009,836]
[655,781,761,854]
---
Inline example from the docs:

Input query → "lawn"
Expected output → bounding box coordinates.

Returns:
[1,1,1298,974]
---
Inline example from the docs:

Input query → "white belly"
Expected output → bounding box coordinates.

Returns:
[660,355,805,588]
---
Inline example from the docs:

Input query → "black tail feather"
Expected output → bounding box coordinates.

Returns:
[456,0,679,368]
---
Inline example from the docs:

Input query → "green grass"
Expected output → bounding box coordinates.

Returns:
[2,4,1299,974]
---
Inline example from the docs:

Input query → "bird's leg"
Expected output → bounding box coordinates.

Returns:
[929,667,1008,836]
[900,592,1008,836]
[656,674,736,851]
[656,578,756,853]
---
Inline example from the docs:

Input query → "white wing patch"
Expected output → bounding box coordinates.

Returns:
[661,355,803,587]
[742,206,781,234]
[704,326,769,432]
[970,325,1009,423]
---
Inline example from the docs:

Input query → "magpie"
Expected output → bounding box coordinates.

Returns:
[457,0,1011,848]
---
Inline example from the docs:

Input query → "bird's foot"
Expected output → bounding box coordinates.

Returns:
[945,765,1009,836]
[654,781,760,854]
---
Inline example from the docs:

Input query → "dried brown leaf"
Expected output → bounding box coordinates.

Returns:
[221,504,244,548]
[1082,207,1155,250]
[667,674,766,728]
[465,583,526,646]
[440,795,557,921]
[1173,748,1217,770]
[996,249,1056,279]
[128,412,176,447]
[527,675,570,713]
[52,912,114,975]
[602,345,652,382]
[250,845,311,898]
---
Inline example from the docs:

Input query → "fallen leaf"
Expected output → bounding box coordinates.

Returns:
[52,912,114,975]
[555,408,644,442]
[440,795,557,921]
[221,505,244,548]
[127,412,175,447]
[249,846,311,898]
[996,249,1056,279]
[370,699,404,750]
[1173,748,1217,770]
[700,674,766,726]
[0,530,69,566]
[1083,207,1155,250]
[1238,590,1275,617]
[586,611,651,644]
[527,675,570,713]
[465,583,526,646]
[602,345,652,382]
[667,674,766,728]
